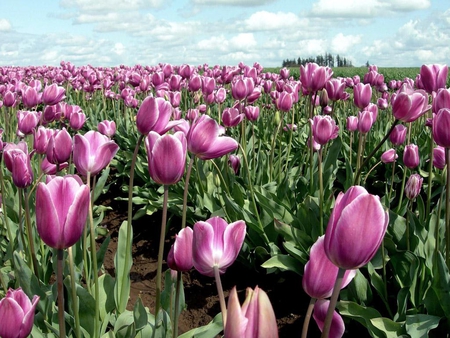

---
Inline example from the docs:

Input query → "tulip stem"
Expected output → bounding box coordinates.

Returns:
[283,104,296,174]
[445,148,450,269]
[387,161,396,206]
[354,119,400,185]
[213,265,227,328]
[301,297,316,338]
[321,268,345,338]
[0,164,14,264]
[57,249,66,338]
[68,246,81,338]
[396,167,408,215]
[173,270,182,338]
[318,147,324,235]
[155,185,169,328]
[24,189,39,279]
[181,157,195,229]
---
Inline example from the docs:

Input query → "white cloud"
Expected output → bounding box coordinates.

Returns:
[229,33,257,50]
[60,0,165,12]
[0,18,12,31]
[330,33,362,54]
[243,11,300,31]
[190,0,276,6]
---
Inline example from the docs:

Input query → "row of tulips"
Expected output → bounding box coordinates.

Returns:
[0,60,449,337]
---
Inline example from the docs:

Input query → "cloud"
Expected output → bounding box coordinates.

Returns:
[190,0,276,7]
[0,18,12,31]
[330,33,362,54]
[59,0,166,12]
[242,11,301,31]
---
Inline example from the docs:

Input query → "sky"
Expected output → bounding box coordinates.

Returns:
[0,0,449,68]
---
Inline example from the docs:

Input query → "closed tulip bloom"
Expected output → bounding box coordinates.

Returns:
[167,227,193,271]
[33,126,54,154]
[145,131,186,185]
[276,91,294,112]
[381,148,398,163]
[228,154,240,174]
[232,77,248,101]
[222,107,245,127]
[0,288,40,338]
[73,130,119,177]
[353,83,372,109]
[377,97,388,110]
[46,128,72,164]
[187,115,238,160]
[225,286,278,338]
[301,63,333,94]
[392,84,429,122]
[433,146,446,169]
[310,115,339,145]
[420,64,448,94]
[41,157,68,175]
[432,88,450,114]
[324,186,389,270]
[389,124,407,146]
[215,87,227,104]
[313,299,345,338]
[97,120,116,138]
[3,142,33,188]
[244,105,260,121]
[3,90,17,107]
[433,108,450,148]
[69,111,86,130]
[36,175,90,249]
[325,79,346,101]
[302,236,356,300]
[346,116,358,132]
[17,110,41,135]
[403,144,420,169]
[405,174,423,200]
[22,86,41,108]
[357,110,374,134]
[136,96,174,135]
[192,216,246,277]
[42,83,66,105]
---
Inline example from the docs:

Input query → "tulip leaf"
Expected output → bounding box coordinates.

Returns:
[97,274,116,321]
[161,269,186,317]
[93,166,111,202]
[405,314,441,337]
[369,317,402,338]
[114,221,133,314]
[114,310,136,338]
[261,254,303,275]
[133,297,148,331]
[178,313,223,338]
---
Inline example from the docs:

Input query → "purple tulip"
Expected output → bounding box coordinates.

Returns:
[231,77,248,101]
[21,86,41,108]
[41,157,68,175]
[313,299,345,338]
[222,107,245,127]
[46,128,73,164]
[302,236,356,300]
[276,91,294,112]
[389,124,407,146]
[420,64,448,94]
[324,186,389,270]
[432,88,450,114]
[403,144,419,169]
[433,108,450,148]
[69,111,86,130]
[357,110,374,134]
[301,63,333,94]
[136,96,175,135]
[433,146,446,170]
[381,149,398,164]
[3,142,33,188]
[36,175,90,249]
[0,288,39,338]
[17,110,41,135]
[187,115,238,160]
[405,174,423,200]
[244,105,260,122]
[325,79,346,101]
[353,83,372,109]
[192,216,246,277]
[228,154,240,175]
[145,131,186,185]
[310,115,339,145]
[42,83,66,106]
[167,227,193,272]
[97,120,116,138]
[3,91,17,107]
[346,116,358,132]
[73,130,119,177]
[225,286,278,338]
[392,84,429,122]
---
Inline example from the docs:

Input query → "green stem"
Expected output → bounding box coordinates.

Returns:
[426,122,434,217]
[173,271,182,338]
[396,167,408,215]
[321,268,346,338]
[0,163,14,262]
[57,249,66,338]
[301,298,316,338]
[318,147,324,235]
[269,113,284,182]
[435,184,445,266]
[406,201,411,251]
[387,160,396,206]
[24,189,39,279]
[68,246,81,338]
[213,265,227,329]
[445,148,450,269]
[283,104,296,174]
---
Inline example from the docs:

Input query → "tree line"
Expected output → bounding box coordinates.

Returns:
[282,53,354,68]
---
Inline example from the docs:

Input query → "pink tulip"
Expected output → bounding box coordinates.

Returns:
[392,84,429,122]
[357,110,374,134]
[301,63,333,94]
[97,120,116,138]
[432,88,450,114]
[403,144,419,169]
[41,157,68,175]
[136,96,175,135]
[433,146,446,169]
[69,111,86,130]
[276,91,294,112]
[33,126,54,154]
[17,110,41,135]
[21,86,41,108]
[433,108,450,148]
[224,286,278,338]
[167,227,193,271]
[192,216,246,277]
[3,142,33,188]
[325,79,346,101]
[405,174,423,200]
[353,83,372,109]
[46,128,72,164]
[228,154,241,175]
[381,149,398,164]
[244,106,260,122]
[313,299,345,338]
[36,175,90,249]
[420,64,448,94]
[389,124,407,146]
[145,131,186,185]
[346,116,358,132]
[3,90,17,107]
[231,77,249,101]
[187,115,238,160]
[302,236,356,300]
[73,130,119,177]
[42,83,66,105]
[310,115,339,145]
[324,186,388,270]
[0,288,39,338]
[222,107,245,127]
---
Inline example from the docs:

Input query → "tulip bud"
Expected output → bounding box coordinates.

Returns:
[3,142,33,188]
[222,107,245,127]
[353,83,372,109]
[42,83,66,105]
[167,227,193,271]
[0,288,40,338]
[381,148,398,164]
[46,128,73,164]
[433,146,446,170]
[276,91,294,112]
[313,299,345,338]
[405,174,423,200]
[17,110,41,135]
[433,108,450,148]
[97,120,117,138]
[403,144,419,169]
[69,111,86,130]
[357,110,374,134]
[136,96,173,135]
[389,124,407,146]
[346,116,358,132]
[420,64,448,94]
[228,154,240,174]
[310,115,339,145]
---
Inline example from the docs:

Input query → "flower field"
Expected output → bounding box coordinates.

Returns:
[0,61,449,337]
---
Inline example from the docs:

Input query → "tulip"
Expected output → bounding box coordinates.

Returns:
[136,96,175,135]
[215,87,227,104]
[325,79,346,102]
[324,186,389,270]
[167,227,193,271]
[302,236,356,300]
[187,115,238,160]
[33,126,54,154]
[17,110,41,135]
[276,91,294,112]
[346,116,358,132]
[73,130,119,177]
[392,84,429,122]
[432,88,450,114]
[42,83,66,105]
[222,107,245,127]
[228,154,240,174]
[36,175,90,249]
[192,216,246,277]
[389,124,407,146]
[433,146,446,169]
[97,120,116,138]
[433,108,450,148]
[405,174,423,200]
[224,286,278,338]
[69,111,86,130]
[21,86,41,108]
[310,115,339,145]
[403,144,419,169]
[244,105,260,121]
[46,128,73,164]
[232,77,249,101]
[353,83,372,109]
[420,64,448,94]
[41,157,68,175]
[381,148,398,164]
[313,299,345,338]
[3,142,33,188]
[145,131,186,185]
[357,110,374,134]
[0,288,40,338]
[301,63,333,94]
[3,90,17,107]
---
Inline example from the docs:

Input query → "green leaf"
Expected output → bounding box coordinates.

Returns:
[133,297,148,331]
[114,221,133,314]
[261,254,303,275]
[93,167,111,202]
[405,314,441,337]
[97,274,116,321]
[370,317,402,338]
[178,313,223,338]
[337,300,385,338]
[114,310,136,338]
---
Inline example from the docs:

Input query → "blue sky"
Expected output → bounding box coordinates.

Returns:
[0,0,449,68]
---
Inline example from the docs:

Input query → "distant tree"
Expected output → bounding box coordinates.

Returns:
[366,60,370,67]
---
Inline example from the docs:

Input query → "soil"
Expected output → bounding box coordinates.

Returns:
[97,180,321,338]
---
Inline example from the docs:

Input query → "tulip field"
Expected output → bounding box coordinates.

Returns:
[0,61,450,338]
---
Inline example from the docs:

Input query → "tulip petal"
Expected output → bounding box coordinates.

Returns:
[198,136,239,160]
[219,220,246,273]
[224,287,248,338]
[63,184,90,248]
[192,221,215,276]
[0,298,24,338]
[173,227,194,271]
[313,299,345,338]
[36,182,63,248]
